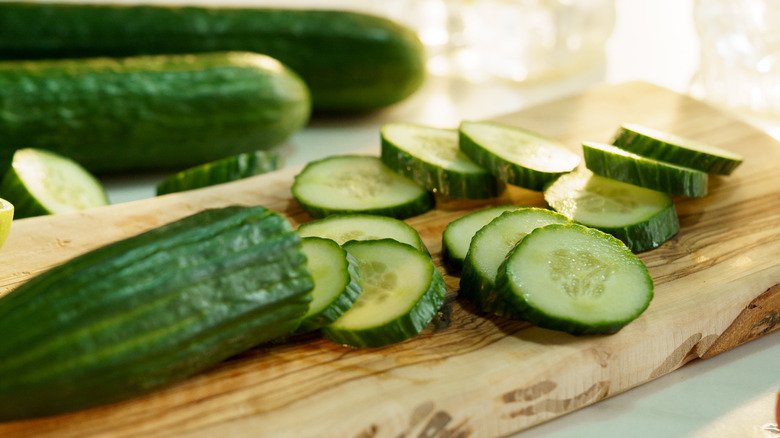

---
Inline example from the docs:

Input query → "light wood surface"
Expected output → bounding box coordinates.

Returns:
[0,81,778,437]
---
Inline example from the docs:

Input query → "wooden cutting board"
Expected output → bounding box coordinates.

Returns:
[0,81,778,437]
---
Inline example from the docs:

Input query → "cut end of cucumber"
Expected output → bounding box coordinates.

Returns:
[382,123,485,173]
[497,223,653,335]
[297,213,427,253]
[0,198,13,249]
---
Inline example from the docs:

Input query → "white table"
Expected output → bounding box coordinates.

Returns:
[98,1,780,436]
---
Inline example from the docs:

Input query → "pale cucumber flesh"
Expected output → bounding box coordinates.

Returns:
[296,214,427,253]
[442,205,524,270]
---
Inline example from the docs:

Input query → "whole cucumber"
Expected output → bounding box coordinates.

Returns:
[0,3,427,111]
[0,51,311,173]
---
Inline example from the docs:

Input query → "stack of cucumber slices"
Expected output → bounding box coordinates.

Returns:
[290,120,743,338]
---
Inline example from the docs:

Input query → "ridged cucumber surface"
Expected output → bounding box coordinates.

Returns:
[0,206,314,421]
[0,51,310,173]
[544,168,679,252]
[495,223,653,335]
[0,148,109,219]
[582,141,709,197]
[459,121,580,191]
[292,155,433,219]
[611,123,743,175]
[380,123,505,199]
[156,150,284,196]
[321,239,446,348]
[0,3,426,111]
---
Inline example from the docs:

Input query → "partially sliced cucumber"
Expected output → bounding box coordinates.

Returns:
[458,121,580,191]
[611,123,743,175]
[442,205,524,270]
[380,123,504,199]
[320,239,446,348]
[0,148,108,219]
[295,237,362,334]
[582,141,709,197]
[297,214,427,253]
[291,155,433,219]
[459,207,570,318]
[156,150,283,196]
[544,168,679,252]
[495,223,653,335]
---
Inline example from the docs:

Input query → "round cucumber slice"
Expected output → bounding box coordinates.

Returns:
[321,239,446,348]
[0,198,13,250]
[291,155,433,219]
[582,141,709,197]
[295,237,362,334]
[611,123,743,175]
[458,121,581,191]
[297,214,427,253]
[495,223,653,335]
[156,150,283,195]
[544,168,679,252]
[441,205,525,270]
[459,207,570,318]
[380,123,504,199]
[0,148,109,218]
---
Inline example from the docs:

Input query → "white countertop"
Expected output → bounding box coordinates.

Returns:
[93,0,780,436]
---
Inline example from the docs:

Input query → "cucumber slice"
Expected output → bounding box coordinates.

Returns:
[459,207,570,318]
[291,155,433,219]
[611,123,743,175]
[441,205,524,270]
[458,121,580,191]
[0,148,108,219]
[582,141,709,197]
[320,239,446,348]
[295,237,362,334]
[380,123,504,199]
[495,223,653,335]
[544,168,679,252]
[0,198,13,250]
[297,214,427,253]
[156,150,283,195]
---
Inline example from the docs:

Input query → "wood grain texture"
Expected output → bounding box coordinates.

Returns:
[0,81,778,437]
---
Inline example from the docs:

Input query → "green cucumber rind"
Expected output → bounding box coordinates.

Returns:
[380,126,505,200]
[320,239,446,348]
[295,238,362,334]
[494,223,653,335]
[0,206,314,421]
[156,150,283,196]
[611,124,743,175]
[582,141,709,197]
[458,123,578,191]
[291,155,434,220]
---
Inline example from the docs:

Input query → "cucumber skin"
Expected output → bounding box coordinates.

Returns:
[0,3,426,111]
[380,127,506,200]
[156,151,284,196]
[494,224,653,335]
[0,206,314,421]
[441,205,522,270]
[0,51,310,174]
[320,239,447,348]
[579,202,679,253]
[459,128,575,191]
[611,125,742,175]
[582,142,709,197]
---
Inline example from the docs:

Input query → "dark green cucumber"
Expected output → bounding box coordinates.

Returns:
[0,206,314,421]
[380,123,505,199]
[611,123,744,175]
[0,3,426,111]
[0,51,310,174]
[544,168,679,252]
[156,151,284,196]
[582,141,709,197]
